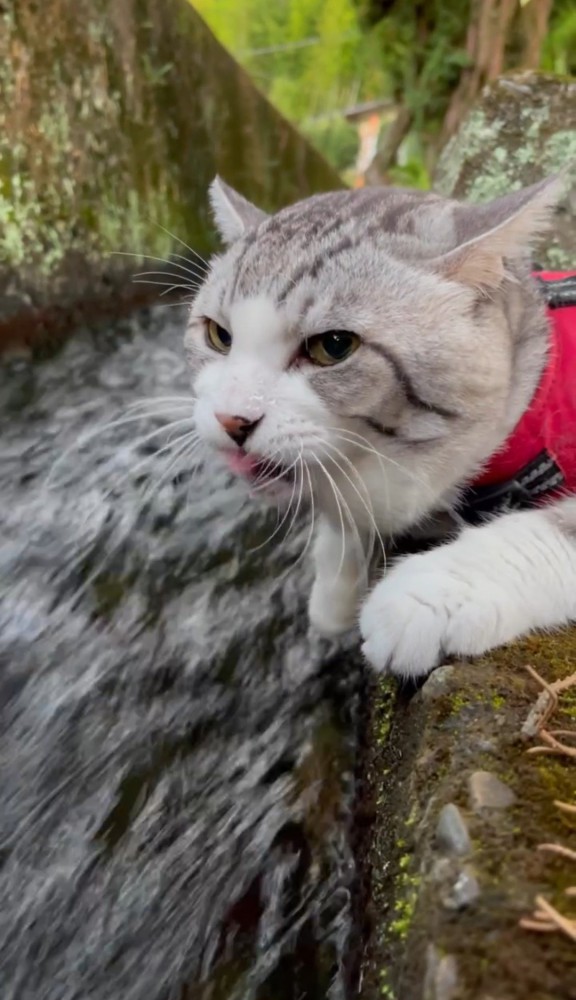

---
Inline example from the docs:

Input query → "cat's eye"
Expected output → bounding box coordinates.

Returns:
[206,318,232,354]
[303,330,360,366]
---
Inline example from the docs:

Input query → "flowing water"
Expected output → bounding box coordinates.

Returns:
[0,306,365,1000]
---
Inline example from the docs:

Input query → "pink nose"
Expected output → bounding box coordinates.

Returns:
[215,412,261,447]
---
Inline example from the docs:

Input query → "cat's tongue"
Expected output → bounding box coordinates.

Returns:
[223,450,293,490]
[225,451,260,479]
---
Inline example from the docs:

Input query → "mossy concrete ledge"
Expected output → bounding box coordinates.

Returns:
[0,0,341,351]
[362,633,576,1000]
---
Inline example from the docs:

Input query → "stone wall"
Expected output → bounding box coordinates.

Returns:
[0,0,341,345]
[434,72,576,269]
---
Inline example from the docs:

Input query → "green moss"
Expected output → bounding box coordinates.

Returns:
[450,691,470,713]
[374,678,397,748]
[378,969,396,1000]
[388,869,420,940]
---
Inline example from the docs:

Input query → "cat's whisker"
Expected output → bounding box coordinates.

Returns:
[124,396,196,412]
[93,429,202,508]
[316,439,387,568]
[112,249,208,279]
[247,463,300,553]
[330,425,434,498]
[302,459,316,563]
[283,455,317,572]
[132,278,199,296]
[46,413,198,490]
[331,427,465,527]
[152,222,211,273]
[130,257,204,281]
[133,270,202,289]
[311,452,348,579]
[309,448,367,583]
[283,450,306,546]
[329,427,395,523]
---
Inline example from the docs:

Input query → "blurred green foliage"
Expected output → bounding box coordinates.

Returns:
[541,0,576,75]
[301,117,360,173]
[193,0,575,182]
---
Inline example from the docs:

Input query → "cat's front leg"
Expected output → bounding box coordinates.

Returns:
[360,499,576,679]
[308,516,368,637]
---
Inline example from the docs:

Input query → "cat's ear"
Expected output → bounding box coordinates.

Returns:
[433,175,565,290]
[209,176,269,245]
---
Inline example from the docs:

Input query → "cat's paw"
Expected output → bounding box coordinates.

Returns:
[359,552,508,679]
[308,576,358,637]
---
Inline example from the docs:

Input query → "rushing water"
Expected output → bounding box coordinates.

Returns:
[0,306,365,1000]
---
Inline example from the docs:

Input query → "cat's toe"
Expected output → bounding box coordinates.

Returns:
[359,577,445,678]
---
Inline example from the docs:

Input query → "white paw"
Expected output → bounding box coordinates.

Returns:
[359,551,519,679]
[308,576,358,637]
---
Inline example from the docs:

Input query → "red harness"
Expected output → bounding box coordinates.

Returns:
[460,271,576,523]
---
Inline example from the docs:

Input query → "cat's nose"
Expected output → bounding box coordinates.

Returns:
[215,412,262,447]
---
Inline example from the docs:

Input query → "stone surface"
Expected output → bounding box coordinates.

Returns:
[436,803,472,856]
[424,947,459,1000]
[440,867,481,911]
[0,0,340,346]
[434,72,576,269]
[362,635,576,1000]
[468,771,517,811]
[420,665,456,700]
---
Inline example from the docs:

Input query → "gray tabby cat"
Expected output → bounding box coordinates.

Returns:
[186,175,576,678]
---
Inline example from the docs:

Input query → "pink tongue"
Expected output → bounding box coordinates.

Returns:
[225,451,260,478]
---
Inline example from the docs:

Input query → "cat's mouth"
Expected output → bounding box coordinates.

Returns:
[223,450,297,493]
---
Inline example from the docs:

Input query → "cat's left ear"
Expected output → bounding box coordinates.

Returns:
[433,174,565,291]
[209,176,269,245]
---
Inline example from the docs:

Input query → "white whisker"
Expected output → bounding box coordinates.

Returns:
[316,439,387,567]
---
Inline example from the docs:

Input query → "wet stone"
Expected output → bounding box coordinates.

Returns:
[469,770,517,811]
[420,665,456,700]
[435,803,471,857]
[424,945,459,1000]
[440,867,481,911]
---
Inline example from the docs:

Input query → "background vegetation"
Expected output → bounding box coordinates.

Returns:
[192,0,576,186]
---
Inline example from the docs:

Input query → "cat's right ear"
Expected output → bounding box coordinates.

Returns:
[209,176,268,245]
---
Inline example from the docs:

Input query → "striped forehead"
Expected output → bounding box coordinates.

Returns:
[226,187,457,307]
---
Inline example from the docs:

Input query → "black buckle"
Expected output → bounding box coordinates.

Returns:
[535,273,576,310]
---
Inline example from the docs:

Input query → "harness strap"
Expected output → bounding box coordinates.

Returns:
[457,271,576,525]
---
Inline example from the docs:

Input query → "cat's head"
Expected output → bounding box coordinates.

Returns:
[186,175,561,531]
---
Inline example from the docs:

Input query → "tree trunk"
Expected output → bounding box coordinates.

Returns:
[364,105,412,184]
[440,0,552,147]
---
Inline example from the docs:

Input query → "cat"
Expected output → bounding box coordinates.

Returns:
[185,174,576,679]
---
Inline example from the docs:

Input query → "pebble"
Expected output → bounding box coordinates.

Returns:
[425,945,459,1000]
[436,803,471,856]
[468,770,516,811]
[441,867,481,910]
[420,665,456,700]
